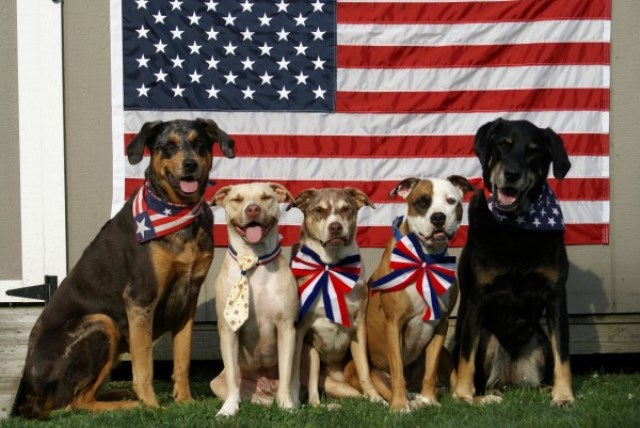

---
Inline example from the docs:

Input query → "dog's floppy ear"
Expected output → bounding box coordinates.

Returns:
[270,183,294,203]
[446,175,475,195]
[286,189,317,212]
[195,118,236,159]
[344,188,376,210]
[211,185,233,207]
[543,127,571,179]
[126,120,163,165]
[389,177,421,199]
[474,118,504,167]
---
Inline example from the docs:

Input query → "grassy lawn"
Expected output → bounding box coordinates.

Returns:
[4,361,639,428]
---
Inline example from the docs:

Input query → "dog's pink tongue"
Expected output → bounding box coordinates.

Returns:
[245,225,263,243]
[498,189,516,205]
[180,180,199,194]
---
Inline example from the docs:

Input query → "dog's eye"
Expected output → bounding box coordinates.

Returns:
[340,206,353,215]
[498,139,512,151]
[161,143,179,157]
[192,139,208,154]
[230,196,243,204]
[312,206,326,215]
[414,197,431,210]
[261,194,273,202]
[446,197,457,205]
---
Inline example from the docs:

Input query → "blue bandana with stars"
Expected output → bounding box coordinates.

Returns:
[488,182,565,231]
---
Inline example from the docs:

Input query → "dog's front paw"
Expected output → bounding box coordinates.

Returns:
[216,399,240,417]
[389,398,411,413]
[476,394,503,405]
[452,388,475,403]
[366,391,386,405]
[551,390,575,408]
[173,387,192,403]
[408,393,440,409]
[277,394,296,411]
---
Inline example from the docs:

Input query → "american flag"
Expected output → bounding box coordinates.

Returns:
[110,0,611,247]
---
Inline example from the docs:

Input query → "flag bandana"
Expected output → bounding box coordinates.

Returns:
[488,182,565,231]
[371,233,456,321]
[291,245,362,327]
[132,184,203,243]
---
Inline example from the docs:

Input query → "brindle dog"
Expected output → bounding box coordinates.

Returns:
[18,118,235,419]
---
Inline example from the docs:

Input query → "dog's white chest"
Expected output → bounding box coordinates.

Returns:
[217,255,298,369]
[401,285,452,362]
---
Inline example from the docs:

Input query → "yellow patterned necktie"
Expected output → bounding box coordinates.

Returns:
[223,254,258,332]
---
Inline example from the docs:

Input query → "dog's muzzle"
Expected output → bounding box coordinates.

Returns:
[167,171,200,195]
[234,220,275,244]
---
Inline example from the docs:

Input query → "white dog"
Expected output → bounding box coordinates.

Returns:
[209,182,299,416]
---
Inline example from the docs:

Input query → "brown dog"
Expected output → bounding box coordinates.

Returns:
[363,176,473,412]
[286,188,382,406]
[209,182,299,417]
[18,118,235,419]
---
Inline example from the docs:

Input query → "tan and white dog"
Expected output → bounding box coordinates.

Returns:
[209,182,299,417]
[363,176,473,412]
[286,188,383,406]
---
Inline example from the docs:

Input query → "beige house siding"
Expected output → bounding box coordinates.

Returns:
[0,0,21,280]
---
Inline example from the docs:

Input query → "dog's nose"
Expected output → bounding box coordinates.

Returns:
[245,204,261,219]
[430,212,446,228]
[503,168,522,183]
[329,222,343,236]
[182,158,198,173]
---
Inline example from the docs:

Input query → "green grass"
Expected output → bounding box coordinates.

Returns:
[3,371,639,428]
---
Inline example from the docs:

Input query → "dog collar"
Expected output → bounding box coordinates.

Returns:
[392,215,405,241]
[132,184,204,243]
[371,233,456,321]
[487,182,565,231]
[227,243,282,272]
[291,245,362,328]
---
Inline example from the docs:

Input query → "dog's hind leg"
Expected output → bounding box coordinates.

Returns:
[300,343,322,405]
[322,364,362,400]
[415,319,450,407]
[65,314,140,412]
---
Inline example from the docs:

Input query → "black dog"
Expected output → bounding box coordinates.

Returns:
[452,118,574,407]
[18,119,235,419]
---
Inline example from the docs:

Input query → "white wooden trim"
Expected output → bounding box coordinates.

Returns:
[14,0,66,294]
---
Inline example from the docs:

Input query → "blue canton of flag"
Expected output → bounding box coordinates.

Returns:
[122,0,336,112]
[488,183,565,231]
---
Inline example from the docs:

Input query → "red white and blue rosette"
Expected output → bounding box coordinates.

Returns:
[291,246,362,328]
[371,233,456,321]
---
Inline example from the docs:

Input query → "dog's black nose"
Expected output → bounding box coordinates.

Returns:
[430,212,446,228]
[503,168,522,183]
[183,158,198,173]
